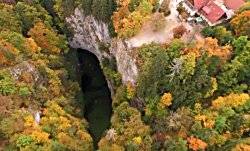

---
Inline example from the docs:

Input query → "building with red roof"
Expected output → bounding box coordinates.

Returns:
[183,0,205,16]
[182,0,245,26]
[224,0,245,12]
[193,0,209,9]
[199,0,226,25]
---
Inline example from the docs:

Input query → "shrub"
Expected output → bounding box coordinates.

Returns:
[149,13,166,32]
[159,0,170,12]
[50,141,67,151]
[112,85,128,108]
[16,135,34,149]
[201,26,234,45]
[177,4,185,14]
[163,9,171,16]
[0,77,17,96]
[98,42,110,53]
[173,25,187,39]
[166,138,188,151]
[19,87,31,97]
[215,116,228,133]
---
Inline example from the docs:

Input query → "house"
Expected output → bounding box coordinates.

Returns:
[183,0,245,26]
[198,0,226,26]
[224,0,245,12]
[183,0,209,16]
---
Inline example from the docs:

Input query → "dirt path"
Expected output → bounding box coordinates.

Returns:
[128,17,179,47]
[128,0,204,47]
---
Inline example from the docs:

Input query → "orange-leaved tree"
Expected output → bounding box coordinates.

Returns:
[187,136,208,151]
[181,37,232,60]
[230,10,250,38]
[28,22,68,54]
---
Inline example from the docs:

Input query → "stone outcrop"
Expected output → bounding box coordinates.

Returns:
[66,8,138,89]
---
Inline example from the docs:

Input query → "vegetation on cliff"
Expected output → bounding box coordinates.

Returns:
[0,2,92,150]
[0,0,250,151]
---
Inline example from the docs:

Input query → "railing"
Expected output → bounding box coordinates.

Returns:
[185,1,194,8]
[184,1,196,11]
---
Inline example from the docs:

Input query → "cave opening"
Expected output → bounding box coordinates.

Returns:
[77,49,112,149]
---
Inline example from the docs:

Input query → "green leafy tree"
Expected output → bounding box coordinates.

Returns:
[137,41,213,109]
[166,138,188,151]
[137,0,153,16]
[168,53,214,108]
[202,26,234,45]
[15,2,41,34]
[0,70,17,96]
[50,141,67,151]
[128,0,142,11]
[16,135,34,149]
[137,47,170,98]
[19,87,32,97]
[0,31,25,49]
[217,38,250,94]
[149,12,166,32]
[232,36,248,56]
[215,116,228,133]
[0,3,22,33]
[99,102,152,150]
[166,39,184,59]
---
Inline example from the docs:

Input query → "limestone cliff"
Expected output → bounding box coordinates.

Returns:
[66,8,138,90]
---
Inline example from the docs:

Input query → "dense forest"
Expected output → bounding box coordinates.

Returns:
[0,0,250,151]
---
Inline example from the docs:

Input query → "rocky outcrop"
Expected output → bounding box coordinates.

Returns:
[66,8,110,59]
[66,8,138,87]
[8,61,40,83]
[110,39,138,84]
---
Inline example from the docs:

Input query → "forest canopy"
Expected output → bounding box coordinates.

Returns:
[0,0,250,151]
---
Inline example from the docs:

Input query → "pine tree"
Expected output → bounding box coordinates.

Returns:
[92,0,113,22]
[78,0,93,15]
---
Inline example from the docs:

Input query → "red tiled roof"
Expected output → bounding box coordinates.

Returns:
[200,0,226,23]
[194,0,209,9]
[203,6,212,14]
[224,0,245,12]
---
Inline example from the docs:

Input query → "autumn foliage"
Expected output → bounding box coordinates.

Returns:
[0,39,20,66]
[181,37,232,59]
[28,22,68,54]
[211,93,250,110]
[1,1,250,151]
[112,0,155,39]
[173,25,187,39]
[187,136,208,151]
[157,93,172,110]
[0,2,92,150]
[231,10,250,38]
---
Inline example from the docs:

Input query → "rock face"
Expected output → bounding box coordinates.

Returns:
[66,8,110,59]
[66,8,138,88]
[8,61,41,83]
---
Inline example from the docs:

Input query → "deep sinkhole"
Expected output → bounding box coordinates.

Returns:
[77,49,112,149]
